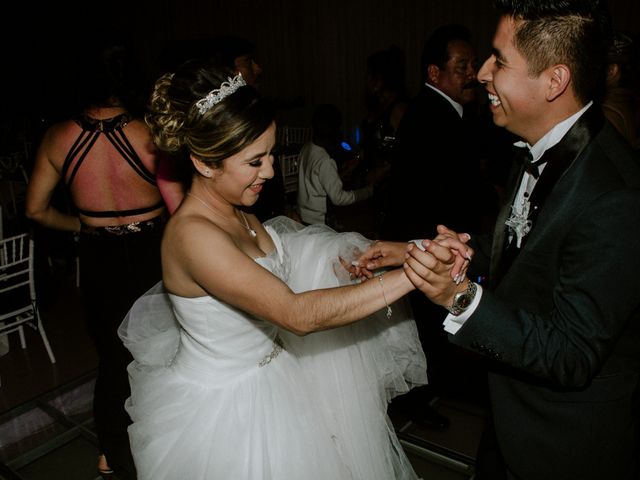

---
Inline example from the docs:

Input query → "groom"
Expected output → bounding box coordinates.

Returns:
[360,1,640,478]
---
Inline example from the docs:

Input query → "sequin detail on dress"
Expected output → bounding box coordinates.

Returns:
[258,335,284,367]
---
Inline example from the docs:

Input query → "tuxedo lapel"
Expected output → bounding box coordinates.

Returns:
[525,108,605,233]
[489,157,526,289]
[489,107,605,290]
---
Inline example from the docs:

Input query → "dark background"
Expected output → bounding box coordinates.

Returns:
[2,0,639,145]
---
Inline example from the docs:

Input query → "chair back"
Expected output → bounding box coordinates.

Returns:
[0,232,56,369]
[0,233,32,300]
[278,126,312,150]
[279,154,300,194]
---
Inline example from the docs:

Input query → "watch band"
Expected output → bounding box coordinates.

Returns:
[446,280,477,316]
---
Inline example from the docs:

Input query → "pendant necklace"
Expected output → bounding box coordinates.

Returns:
[187,192,257,237]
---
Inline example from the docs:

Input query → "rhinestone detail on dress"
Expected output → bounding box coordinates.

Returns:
[258,335,284,367]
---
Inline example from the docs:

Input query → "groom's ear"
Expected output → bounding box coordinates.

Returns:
[545,64,571,102]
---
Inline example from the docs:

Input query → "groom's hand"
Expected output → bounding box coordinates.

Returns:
[403,240,467,309]
[432,225,473,284]
[354,227,473,281]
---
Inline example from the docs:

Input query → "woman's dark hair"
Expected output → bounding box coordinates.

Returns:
[74,39,146,115]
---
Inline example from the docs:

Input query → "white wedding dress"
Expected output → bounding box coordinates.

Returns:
[119,216,427,479]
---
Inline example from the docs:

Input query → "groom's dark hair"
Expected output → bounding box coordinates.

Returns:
[494,0,612,105]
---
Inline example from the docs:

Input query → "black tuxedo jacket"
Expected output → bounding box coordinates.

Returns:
[455,107,640,479]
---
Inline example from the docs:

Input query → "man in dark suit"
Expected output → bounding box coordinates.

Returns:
[382,24,486,242]
[361,1,640,478]
[381,24,493,429]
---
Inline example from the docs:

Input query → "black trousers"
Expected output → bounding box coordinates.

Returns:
[79,219,163,479]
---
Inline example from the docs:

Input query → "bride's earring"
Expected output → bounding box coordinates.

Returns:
[203,168,212,177]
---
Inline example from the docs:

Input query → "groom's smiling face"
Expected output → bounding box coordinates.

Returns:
[478,16,552,145]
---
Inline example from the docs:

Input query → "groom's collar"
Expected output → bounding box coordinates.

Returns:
[514,101,594,165]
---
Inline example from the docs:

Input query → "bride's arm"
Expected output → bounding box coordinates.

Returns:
[163,218,417,336]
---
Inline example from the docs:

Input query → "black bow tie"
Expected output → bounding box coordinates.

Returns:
[516,148,546,179]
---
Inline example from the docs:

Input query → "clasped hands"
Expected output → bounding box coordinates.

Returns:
[350,225,474,309]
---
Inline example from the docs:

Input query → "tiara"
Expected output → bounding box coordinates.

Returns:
[195,73,247,114]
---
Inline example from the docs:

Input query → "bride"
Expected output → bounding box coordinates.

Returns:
[119,59,430,479]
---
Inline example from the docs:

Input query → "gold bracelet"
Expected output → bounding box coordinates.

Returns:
[378,274,392,319]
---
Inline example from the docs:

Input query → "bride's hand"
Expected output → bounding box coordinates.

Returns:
[337,256,359,281]
[352,240,407,279]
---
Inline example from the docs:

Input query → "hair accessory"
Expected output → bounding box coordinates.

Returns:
[195,73,247,114]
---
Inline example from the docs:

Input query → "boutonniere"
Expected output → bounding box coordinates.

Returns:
[505,200,532,248]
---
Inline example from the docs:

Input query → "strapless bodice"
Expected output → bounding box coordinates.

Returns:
[168,226,289,383]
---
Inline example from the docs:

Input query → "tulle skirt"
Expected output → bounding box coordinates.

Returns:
[119,216,427,479]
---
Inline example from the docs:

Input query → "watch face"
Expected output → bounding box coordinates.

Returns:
[457,294,471,309]
[449,282,476,315]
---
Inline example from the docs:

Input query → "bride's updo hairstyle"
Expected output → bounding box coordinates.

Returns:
[145,58,275,171]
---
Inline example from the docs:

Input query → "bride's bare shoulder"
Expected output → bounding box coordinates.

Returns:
[163,210,230,252]
[161,211,236,296]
